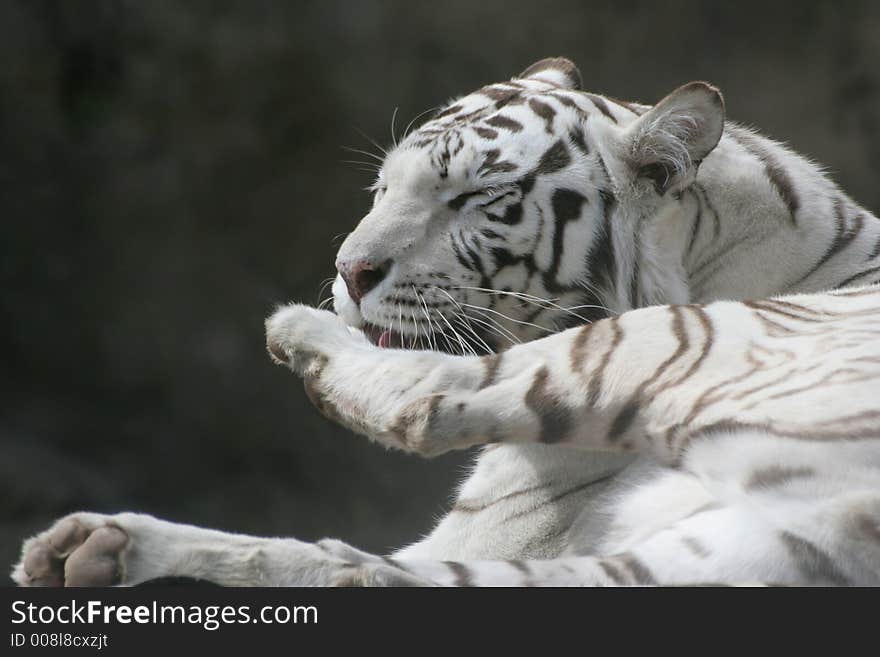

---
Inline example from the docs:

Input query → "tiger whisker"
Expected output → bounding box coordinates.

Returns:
[413,288,440,352]
[459,302,555,335]
[455,285,613,324]
[432,288,496,354]
[408,305,421,350]
[433,304,473,356]
[421,289,475,356]
[341,146,385,162]
[575,278,617,314]
[345,165,383,175]
[315,276,338,308]
[459,308,521,347]
[450,312,494,355]
[395,291,405,350]
[442,291,522,345]
[354,128,388,159]
[442,296,520,347]
[453,285,561,306]
[446,310,483,357]
[340,158,380,165]
[390,106,400,148]
[402,105,442,140]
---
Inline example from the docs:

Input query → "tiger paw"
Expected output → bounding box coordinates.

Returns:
[264,303,366,374]
[13,513,131,587]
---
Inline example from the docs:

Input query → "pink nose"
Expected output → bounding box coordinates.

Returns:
[336,259,391,305]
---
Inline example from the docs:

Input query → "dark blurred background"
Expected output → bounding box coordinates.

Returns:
[2,0,879,575]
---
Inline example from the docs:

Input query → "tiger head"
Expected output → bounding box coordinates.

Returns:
[333,58,724,353]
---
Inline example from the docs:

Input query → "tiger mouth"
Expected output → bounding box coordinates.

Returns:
[362,323,407,349]
[360,320,495,355]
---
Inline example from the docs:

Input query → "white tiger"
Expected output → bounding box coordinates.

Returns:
[14,58,880,587]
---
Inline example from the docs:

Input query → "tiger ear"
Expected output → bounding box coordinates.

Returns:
[623,81,724,195]
[516,57,582,90]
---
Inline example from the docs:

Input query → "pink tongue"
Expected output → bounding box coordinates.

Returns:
[378,330,394,349]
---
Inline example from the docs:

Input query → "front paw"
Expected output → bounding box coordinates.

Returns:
[13,513,131,587]
[265,304,365,375]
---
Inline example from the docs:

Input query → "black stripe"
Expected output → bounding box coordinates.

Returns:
[598,560,628,584]
[586,320,624,406]
[569,125,589,155]
[485,114,524,132]
[524,366,573,444]
[838,265,880,289]
[534,139,571,175]
[686,187,703,256]
[584,93,618,123]
[463,240,486,275]
[443,561,474,587]
[779,531,850,585]
[617,553,657,584]
[867,232,880,262]
[542,188,588,292]
[528,98,557,133]
[729,127,799,225]
[582,190,617,296]
[448,190,485,211]
[793,197,863,286]
[607,400,640,443]
[450,234,476,271]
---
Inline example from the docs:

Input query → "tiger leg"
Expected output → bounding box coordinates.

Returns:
[19,457,876,586]
[12,511,433,587]
[266,295,880,463]
[264,303,689,458]
[11,507,750,586]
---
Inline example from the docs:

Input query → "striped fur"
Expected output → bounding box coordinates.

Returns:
[14,58,880,587]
